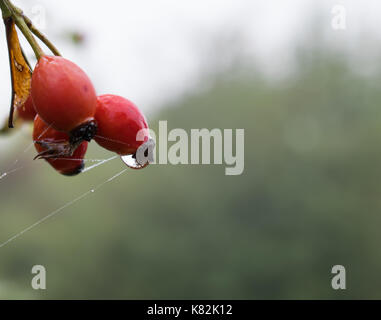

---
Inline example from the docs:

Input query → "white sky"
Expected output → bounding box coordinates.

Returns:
[0,0,381,123]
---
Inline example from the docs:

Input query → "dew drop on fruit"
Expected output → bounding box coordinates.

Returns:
[121,154,146,170]
[121,138,155,170]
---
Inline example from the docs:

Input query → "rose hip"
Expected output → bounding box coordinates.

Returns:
[94,94,149,156]
[17,94,36,121]
[33,115,88,176]
[31,55,97,141]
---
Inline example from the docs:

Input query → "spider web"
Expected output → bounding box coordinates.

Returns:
[0,133,128,249]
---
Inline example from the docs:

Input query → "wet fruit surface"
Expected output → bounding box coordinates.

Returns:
[94,94,149,155]
[17,94,36,121]
[31,55,97,133]
[33,115,88,176]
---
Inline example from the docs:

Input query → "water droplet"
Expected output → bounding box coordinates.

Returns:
[121,154,146,170]
[121,138,154,170]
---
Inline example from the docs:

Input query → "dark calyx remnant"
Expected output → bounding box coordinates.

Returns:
[35,121,98,160]
[34,140,73,160]
[70,120,98,145]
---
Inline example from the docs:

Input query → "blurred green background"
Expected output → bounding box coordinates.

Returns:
[1,1,381,299]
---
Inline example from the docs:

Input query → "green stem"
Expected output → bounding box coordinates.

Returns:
[7,0,61,56]
[4,0,44,60]
[0,0,61,59]
[0,0,11,18]
[23,14,61,56]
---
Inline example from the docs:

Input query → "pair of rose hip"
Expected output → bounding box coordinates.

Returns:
[19,55,151,176]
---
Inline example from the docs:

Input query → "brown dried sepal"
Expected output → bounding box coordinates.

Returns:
[33,139,76,160]
[4,17,32,128]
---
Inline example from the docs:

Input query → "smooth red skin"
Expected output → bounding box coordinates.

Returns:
[31,56,97,132]
[94,95,149,155]
[33,115,88,176]
[17,94,36,121]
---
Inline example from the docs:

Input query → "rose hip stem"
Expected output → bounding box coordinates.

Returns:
[0,0,62,128]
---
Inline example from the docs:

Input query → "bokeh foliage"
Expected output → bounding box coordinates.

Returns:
[1,37,381,299]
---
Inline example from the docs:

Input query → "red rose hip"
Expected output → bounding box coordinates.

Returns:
[17,94,36,121]
[33,115,88,176]
[31,55,97,140]
[94,95,149,156]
